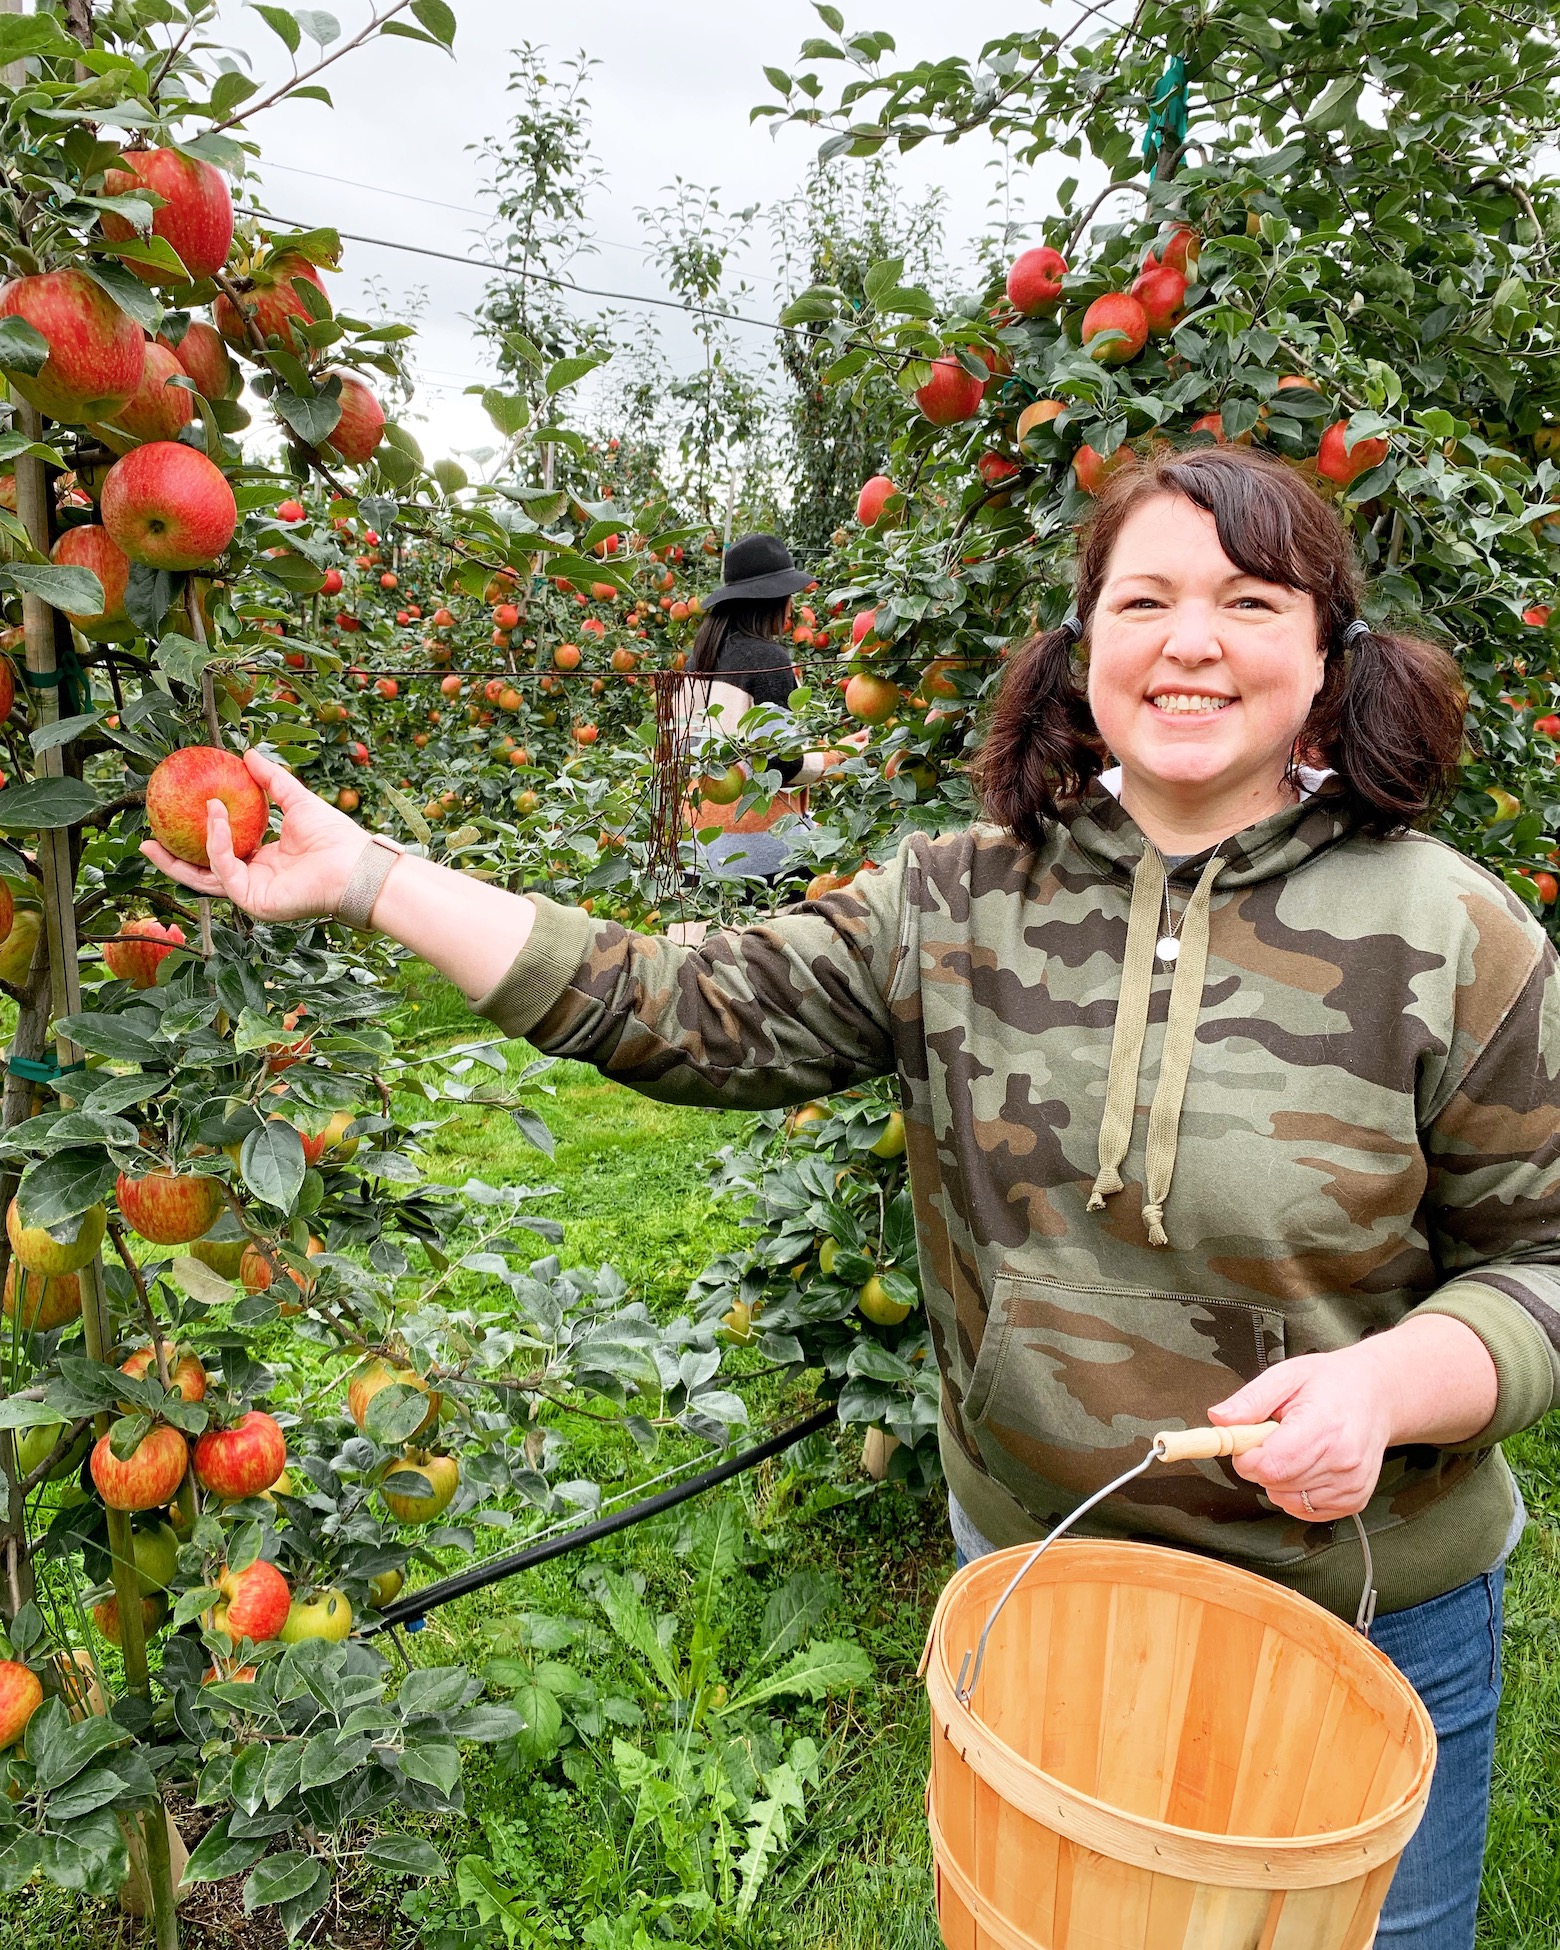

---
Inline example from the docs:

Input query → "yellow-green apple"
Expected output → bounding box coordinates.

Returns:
[855,474,897,525]
[189,1232,246,1279]
[90,1423,188,1510]
[913,355,985,425]
[694,763,746,806]
[277,1587,352,1644]
[367,1568,404,1607]
[1082,292,1149,364]
[869,1109,907,1159]
[321,370,384,464]
[1005,245,1067,315]
[0,1662,41,1749]
[0,269,144,422]
[129,1518,180,1591]
[7,1196,105,1275]
[110,340,195,442]
[348,1358,441,1441]
[145,746,268,866]
[103,915,186,987]
[101,441,237,570]
[158,318,232,400]
[119,1342,207,1402]
[16,1417,89,1480]
[319,1111,359,1161]
[378,1450,460,1524]
[193,1409,286,1499]
[100,147,234,283]
[1317,421,1389,487]
[2,1260,82,1331]
[115,1168,223,1246]
[92,1592,168,1645]
[49,525,133,640]
[0,907,39,985]
[208,1558,290,1643]
[214,251,329,351]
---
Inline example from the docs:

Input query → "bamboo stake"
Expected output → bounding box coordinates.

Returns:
[13,409,181,1949]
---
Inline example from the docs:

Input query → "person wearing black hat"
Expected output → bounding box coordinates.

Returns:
[681,532,862,882]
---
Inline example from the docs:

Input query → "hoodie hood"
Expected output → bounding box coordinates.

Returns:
[1065,777,1360,890]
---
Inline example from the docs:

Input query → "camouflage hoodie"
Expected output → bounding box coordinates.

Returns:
[475,784,1560,1621]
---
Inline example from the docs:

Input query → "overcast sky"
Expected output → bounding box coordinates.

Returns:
[221,1,1082,464]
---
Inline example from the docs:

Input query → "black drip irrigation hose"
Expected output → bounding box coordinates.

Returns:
[360,1404,840,1636]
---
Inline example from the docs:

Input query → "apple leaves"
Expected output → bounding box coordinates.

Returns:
[3,561,104,617]
[240,1119,306,1214]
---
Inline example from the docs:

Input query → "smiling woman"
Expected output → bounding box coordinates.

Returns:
[143,455,1557,1950]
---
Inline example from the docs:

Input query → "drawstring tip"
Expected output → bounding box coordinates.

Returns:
[1087,1167,1124,1211]
[1143,1204,1169,1247]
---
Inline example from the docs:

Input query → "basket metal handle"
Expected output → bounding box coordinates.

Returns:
[952,1421,1378,1707]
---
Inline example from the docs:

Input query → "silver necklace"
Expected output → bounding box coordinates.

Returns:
[1157,875,1182,964]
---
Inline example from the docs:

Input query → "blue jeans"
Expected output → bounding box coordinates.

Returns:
[952,1536,1502,1950]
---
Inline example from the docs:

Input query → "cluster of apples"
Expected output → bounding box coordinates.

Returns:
[0,145,386,645]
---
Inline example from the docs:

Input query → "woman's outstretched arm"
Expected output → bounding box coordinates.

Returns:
[139,748,538,998]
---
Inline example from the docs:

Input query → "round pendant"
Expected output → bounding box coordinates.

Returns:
[1156,936,1180,964]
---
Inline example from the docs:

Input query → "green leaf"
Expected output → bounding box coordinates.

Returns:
[171,1585,222,1631]
[759,1572,836,1668]
[0,316,50,377]
[779,288,839,326]
[381,780,431,844]
[293,9,341,47]
[79,260,163,335]
[210,70,260,120]
[250,5,302,54]
[1306,74,1363,131]
[480,389,530,438]
[410,0,457,44]
[4,563,104,616]
[593,1569,681,1699]
[726,1639,872,1713]
[0,13,77,61]
[362,1380,435,1447]
[28,1700,130,1790]
[153,631,213,688]
[298,1729,371,1791]
[544,355,605,397]
[241,1120,306,1213]
[509,1682,563,1762]
[29,712,102,755]
[0,776,98,832]
[181,1817,269,1887]
[396,1740,461,1796]
[243,1851,329,1919]
[275,388,343,447]
[364,1833,448,1877]
[168,1256,235,1308]
[16,1151,116,1228]
[734,1761,805,1920]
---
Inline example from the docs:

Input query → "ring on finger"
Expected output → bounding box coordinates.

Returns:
[1299,1488,1316,1517]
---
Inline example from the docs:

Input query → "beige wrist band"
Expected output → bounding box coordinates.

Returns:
[335,835,406,932]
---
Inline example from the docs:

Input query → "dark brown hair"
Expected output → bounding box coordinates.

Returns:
[975,447,1466,844]
[690,596,791,675]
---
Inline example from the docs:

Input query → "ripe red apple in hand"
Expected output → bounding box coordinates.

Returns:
[145,746,269,867]
[0,1661,42,1748]
[101,441,237,570]
[209,1557,291,1644]
[100,148,234,283]
[194,1408,287,1499]
[158,319,232,401]
[116,1168,223,1246]
[103,915,186,988]
[90,1422,189,1510]
[110,340,195,443]
[50,525,132,641]
[0,269,145,422]
[321,371,384,464]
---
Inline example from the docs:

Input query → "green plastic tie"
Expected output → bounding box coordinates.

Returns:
[6,1054,86,1084]
[1142,56,1189,180]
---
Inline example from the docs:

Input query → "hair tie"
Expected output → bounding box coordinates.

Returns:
[1342,618,1372,644]
[1058,615,1083,642]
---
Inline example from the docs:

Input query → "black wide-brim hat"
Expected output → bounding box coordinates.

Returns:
[700,531,815,608]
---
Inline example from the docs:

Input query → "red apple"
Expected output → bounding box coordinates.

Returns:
[110,340,195,443]
[852,608,878,648]
[319,370,385,463]
[103,915,186,988]
[49,525,132,640]
[1006,245,1068,315]
[844,673,900,724]
[119,1343,207,1401]
[914,356,986,426]
[91,1593,168,1647]
[1317,420,1389,487]
[276,498,305,523]
[855,474,897,525]
[157,319,232,401]
[321,567,343,597]
[1073,443,1137,494]
[145,746,268,867]
[1159,226,1201,277]
[101,441,236,570]
[1129,262,1187,336]
[115,1168,223,1246]
[90,1423,189,1511]
[3,1259,81,1331]
[0,269,145,423]
[1526,608,1553,631]
[977,451,1021,487]
[100,148,234,283]
[0,1661,42,1748]
[194,1409,287,1500]
[214,251,330,352]
[1081,293,1149,364]
[209,1558,290,1644]
[1016,399,1066,443]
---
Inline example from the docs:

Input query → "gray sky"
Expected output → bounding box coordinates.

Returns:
[223,1,1078,463]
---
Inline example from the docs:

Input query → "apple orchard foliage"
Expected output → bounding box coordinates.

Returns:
[0,2,755,1929]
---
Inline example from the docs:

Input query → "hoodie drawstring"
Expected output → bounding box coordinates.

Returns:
[1088,848,1224,1247]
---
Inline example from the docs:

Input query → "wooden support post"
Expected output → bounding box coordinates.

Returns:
[12,410,181,1949]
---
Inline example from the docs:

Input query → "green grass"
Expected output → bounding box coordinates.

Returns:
[4,965,1558,1946]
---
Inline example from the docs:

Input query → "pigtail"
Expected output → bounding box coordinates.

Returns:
[1307,624,1466,836]
[973,623,1106,846]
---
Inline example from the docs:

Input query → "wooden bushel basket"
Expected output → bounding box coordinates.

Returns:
[924,1539,1436,1950]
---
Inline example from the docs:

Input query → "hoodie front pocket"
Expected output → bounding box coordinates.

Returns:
[965,1271,1295,1559]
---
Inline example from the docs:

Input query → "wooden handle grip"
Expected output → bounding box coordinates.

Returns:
[1152,1421,1279,1463]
